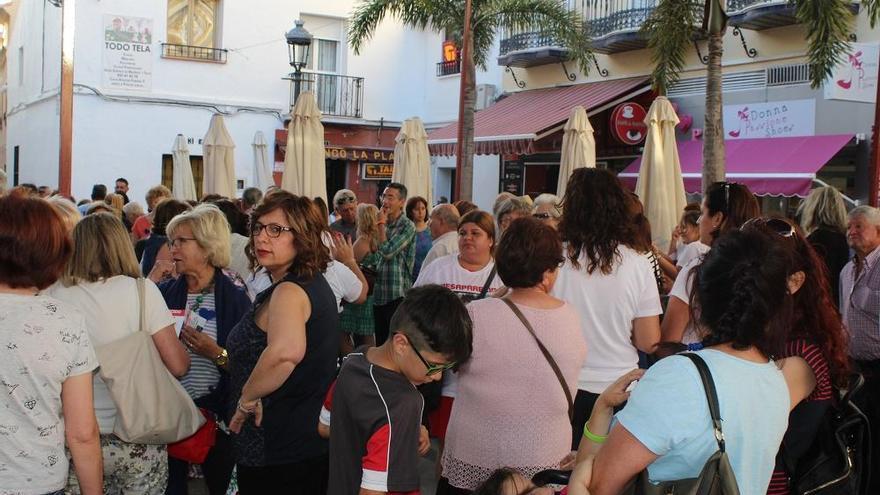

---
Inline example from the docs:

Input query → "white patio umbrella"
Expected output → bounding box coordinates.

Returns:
[281,91,326,202]
[635,96,687,251]
[171,134,197,201]
[202,114,236,199]
[392,117,432,205]
[557,105,595,198]
[251,131,274,191]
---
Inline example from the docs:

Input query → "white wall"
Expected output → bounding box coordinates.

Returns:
[6,98,59,187]
[432,154,500,211]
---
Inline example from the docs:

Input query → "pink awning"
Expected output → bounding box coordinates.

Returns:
[427,77,650,156]
[618,134,854,197]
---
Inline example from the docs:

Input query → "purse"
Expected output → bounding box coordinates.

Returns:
[501,297,573,420]
[168,408,217,464]
[94,277,205,444]
[359,264,378,295]
[623,353,740,495]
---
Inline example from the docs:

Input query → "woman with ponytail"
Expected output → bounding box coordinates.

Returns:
[586,228,795,495]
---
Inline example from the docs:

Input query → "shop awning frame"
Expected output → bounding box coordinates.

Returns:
[427,77,651,156]
[618,134,855,198]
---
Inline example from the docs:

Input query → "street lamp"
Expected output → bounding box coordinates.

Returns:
[285,20,313,108]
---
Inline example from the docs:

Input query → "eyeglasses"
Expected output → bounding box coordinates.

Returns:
[167,237,197,248]
[741,217,796,238]
[250,222,294,238]
[533,212,552,220]
[398,333,456,376]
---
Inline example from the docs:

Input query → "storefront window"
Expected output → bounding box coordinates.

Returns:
[167,0,220,48]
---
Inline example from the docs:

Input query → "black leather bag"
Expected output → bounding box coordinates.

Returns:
[784,373,872,495]
[623,353,740,495]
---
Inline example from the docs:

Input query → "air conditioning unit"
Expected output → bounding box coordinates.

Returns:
[475,84,497,111]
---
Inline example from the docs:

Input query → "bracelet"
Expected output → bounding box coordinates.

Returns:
[237,398,257,415]
[583,423,608,444]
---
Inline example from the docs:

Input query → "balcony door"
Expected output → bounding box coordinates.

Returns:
[305,39,340,114]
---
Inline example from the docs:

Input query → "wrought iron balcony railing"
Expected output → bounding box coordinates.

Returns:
[727,0,859,30]
[437,60,461,76]
[161,43,228,63]
[295,73,364,119]
[587,0,657,40]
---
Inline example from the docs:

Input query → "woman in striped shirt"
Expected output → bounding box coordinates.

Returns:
[159,204,251,495]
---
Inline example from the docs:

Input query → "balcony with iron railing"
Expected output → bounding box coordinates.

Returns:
[293,73,364,119]
[497,31,569,67]
[727,0,860,31]
[161,43,228,63]
[437,59,462,76]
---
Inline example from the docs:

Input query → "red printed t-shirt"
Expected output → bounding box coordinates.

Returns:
[325,351,422,495]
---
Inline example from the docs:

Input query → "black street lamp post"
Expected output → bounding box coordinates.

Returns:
[285,20,313,109]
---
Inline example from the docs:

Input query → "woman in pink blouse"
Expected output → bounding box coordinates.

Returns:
[439,217,587,494]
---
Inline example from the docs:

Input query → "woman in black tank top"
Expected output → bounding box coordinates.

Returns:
[226,191,339,494]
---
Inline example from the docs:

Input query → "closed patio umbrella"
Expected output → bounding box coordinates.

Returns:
[202,114,236,199]
[171,134,197,201]
[281,91,326,202]
[635,96,686,251]
[252,131,274,191]
[557,106,595,198]
[392,117,432,205]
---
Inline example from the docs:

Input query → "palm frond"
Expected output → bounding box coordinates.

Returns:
[640,0,699,95]
[348,0,457,54]
[864,0,880,28]
[476,0,592,73]
[794,0,855,88]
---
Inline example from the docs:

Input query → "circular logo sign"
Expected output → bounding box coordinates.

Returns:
[611,102,647,145]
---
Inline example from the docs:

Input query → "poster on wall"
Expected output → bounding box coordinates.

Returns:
[102,15,153,91]
[824,42,879,103]
[722,99,815,139]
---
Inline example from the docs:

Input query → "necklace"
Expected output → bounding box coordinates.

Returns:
[189,285,213,313]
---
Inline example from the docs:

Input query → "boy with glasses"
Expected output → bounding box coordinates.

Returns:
[322,285,473,495]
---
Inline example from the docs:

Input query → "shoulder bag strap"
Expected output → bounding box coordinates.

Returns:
[681,352,725,452]
[501,297,573,420]
[477,265,498,300]
[137,277,146,334]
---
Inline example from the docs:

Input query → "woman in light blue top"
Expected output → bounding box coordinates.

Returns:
[582,228,797,495]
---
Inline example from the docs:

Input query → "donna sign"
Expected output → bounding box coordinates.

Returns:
[722,99,815,139]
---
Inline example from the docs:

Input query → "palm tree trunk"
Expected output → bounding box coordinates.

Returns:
[702,30,726,191]
[459,43,476,202]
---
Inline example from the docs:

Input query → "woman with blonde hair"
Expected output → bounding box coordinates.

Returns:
[339,203,382,351]
[47,213,190,494]
[104,193,126,223]
[156,203,251,495]
[799,186,849,302]
[48,195,82,234]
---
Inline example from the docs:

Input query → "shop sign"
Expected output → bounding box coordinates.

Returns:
[102,15,153,91]
[723,99,815,139]
[326,147,394,162]
[362,163,394,180]
[610,103,648,145]
[501,159,524,195]
[825,42,879,104]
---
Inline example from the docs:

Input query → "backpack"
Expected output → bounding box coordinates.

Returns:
[783,373,872,495]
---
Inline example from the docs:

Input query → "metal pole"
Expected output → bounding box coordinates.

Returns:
[454,0,473,201]
[869,57,880,207]
[294,67,302,104]
[59,0,75,196]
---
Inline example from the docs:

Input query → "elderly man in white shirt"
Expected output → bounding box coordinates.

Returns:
[422,203,460,269]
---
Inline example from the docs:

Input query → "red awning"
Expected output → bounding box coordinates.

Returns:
[427,77,650,156]
[618,134,854,197]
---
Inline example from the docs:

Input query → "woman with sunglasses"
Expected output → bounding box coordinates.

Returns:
[740,217,850,495]
[660,181,760,347]
[532,193,562,229]
[438,217,587,494]
[225,191,339,493]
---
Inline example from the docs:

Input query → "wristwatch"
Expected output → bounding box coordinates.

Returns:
[213,348,229,367]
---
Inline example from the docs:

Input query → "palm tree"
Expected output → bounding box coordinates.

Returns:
[348,0,592,201]
[642,0,879,192]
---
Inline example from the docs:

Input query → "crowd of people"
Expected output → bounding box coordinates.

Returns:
[0,170,876,495]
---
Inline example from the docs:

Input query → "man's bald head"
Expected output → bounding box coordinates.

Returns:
[429,203,460,239]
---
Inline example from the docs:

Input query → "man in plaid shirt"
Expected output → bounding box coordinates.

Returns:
[373,182,416,344]
[840,205,880,493]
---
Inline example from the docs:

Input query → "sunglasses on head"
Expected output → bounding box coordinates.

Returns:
[335,195,356,206]
[397,333,456,376]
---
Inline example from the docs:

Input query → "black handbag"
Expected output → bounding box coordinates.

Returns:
[783,373,872,495]
[624,353,740,495]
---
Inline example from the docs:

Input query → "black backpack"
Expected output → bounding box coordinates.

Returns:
[783,373,872,495]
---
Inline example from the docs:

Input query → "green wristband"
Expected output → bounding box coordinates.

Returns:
[583,423,608,444]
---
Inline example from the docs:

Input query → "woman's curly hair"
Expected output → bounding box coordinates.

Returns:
[246,190,330,280]
[559,168,632,274]
[690,229,793,359]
